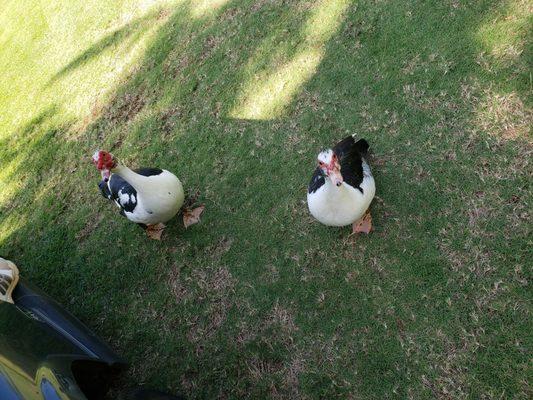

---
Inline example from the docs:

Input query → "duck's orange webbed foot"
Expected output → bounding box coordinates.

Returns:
[352,210,372,234]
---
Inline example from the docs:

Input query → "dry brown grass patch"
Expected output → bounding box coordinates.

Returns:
[105,90,147,124]
[205,236,234,260]
[159,106,183,137]
[167,263,189,302]
[241,303,305,395]
[75,214,104,241]
[475,89,532,141]
[186,266,236,344]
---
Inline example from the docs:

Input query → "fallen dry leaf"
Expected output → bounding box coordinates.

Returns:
[183,205,205,228]
[146,223,165,240]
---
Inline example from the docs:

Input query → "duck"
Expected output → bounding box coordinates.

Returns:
[307,135,376,233]
[92,150,186,239]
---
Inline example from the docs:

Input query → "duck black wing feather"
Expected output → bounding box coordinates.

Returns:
[308,167,326,194]
[333,136,370,192]
[106,174,138,213]
[98,180,112,200]
[98,168,162,215]
[135,167,163,176]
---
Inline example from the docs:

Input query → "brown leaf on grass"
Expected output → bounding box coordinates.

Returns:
[183,205,205,228]
[146,223,165,240]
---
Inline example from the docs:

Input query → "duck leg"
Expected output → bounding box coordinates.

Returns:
[145,223,166,240]
[352,210,372,234]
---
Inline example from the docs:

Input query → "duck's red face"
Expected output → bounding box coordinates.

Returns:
[92,150,116,181]
[318,150,343,187]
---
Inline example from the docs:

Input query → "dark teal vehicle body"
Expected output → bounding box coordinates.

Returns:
[0,279,182,400]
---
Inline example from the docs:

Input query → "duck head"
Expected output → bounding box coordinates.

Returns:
[317,149,343,187]
[92,150,117,182]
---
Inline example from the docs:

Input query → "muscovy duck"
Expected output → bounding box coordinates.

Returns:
[307,136,376,233]
[92,150,185,239]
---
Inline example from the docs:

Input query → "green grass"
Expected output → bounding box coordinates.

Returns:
[1,0,531,398]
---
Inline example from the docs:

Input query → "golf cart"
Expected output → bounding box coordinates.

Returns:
[0,257,182,400]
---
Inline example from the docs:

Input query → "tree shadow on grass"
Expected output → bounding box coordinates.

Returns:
[1,0,531,398]
[46,10,163,86]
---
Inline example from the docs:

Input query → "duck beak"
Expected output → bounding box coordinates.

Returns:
[101,169,111,182]
[329,167,343,187]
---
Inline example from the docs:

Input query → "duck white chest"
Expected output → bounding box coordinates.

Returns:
[307,172,375,227]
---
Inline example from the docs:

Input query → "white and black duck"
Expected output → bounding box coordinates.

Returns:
[92,150,185,239]
[307,136,375,233]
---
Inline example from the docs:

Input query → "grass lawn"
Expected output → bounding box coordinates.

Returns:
[0,0,531,398]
